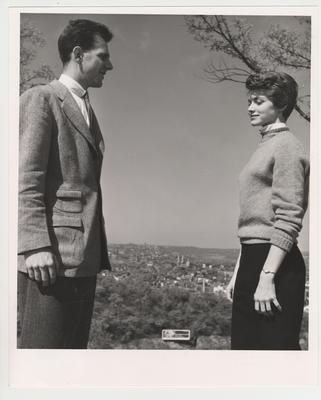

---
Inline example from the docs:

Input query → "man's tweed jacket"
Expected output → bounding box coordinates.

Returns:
[18,79,111,277]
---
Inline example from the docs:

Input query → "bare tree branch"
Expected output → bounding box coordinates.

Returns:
[294,104,310,121]
[184,15,311,123]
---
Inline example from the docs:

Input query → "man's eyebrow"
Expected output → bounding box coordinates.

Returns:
[99,51,110,57]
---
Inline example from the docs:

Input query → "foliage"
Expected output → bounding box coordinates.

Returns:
[259,17,310,71]
[184,15,311,122]
[300,311,309,350]
[20,18,55,94]
[89,264,309,349]
[89,270,232,348]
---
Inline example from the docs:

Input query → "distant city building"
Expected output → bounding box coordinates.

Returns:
[176,254,187,266]
[213,285,225,294]
[107,243,237,293]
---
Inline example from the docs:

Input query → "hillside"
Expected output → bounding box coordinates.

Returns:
[88,243,309,350]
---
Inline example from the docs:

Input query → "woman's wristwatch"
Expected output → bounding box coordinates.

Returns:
[262,269,276,275]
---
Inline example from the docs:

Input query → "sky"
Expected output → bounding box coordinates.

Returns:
[21,13,310,250]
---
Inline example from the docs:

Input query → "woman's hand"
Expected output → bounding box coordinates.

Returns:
[226,274,236,302]
[254,273,282,316]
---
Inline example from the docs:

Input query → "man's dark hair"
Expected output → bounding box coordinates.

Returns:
[58,19,113,64]
[245,72,298,121]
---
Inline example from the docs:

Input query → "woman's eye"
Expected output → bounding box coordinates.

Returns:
[248,99,263,106]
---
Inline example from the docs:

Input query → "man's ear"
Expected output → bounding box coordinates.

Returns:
[72,46,83,63]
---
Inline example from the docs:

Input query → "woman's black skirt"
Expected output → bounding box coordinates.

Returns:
[231,243,306,350]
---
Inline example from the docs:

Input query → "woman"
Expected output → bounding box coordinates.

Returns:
[227,72,309,350]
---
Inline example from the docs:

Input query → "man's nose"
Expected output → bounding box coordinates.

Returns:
[106,60,113,71]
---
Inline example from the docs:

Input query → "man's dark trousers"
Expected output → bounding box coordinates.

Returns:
[18,272,97,349]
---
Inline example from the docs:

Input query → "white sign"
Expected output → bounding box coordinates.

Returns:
[162,329,191,341]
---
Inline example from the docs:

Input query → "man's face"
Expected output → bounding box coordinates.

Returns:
[81,35,113,88]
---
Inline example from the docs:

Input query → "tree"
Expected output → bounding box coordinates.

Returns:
[20,18,55,94]
[184,15,311,122]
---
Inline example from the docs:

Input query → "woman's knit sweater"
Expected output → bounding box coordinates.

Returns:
[238,124,309,252]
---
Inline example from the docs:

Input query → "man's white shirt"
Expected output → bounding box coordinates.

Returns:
[59,74,90,127]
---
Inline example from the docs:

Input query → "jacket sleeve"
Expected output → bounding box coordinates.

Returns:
[270,138,309,252]
[18,87,54,254]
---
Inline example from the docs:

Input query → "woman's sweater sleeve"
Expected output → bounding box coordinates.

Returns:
[270,138,309,252]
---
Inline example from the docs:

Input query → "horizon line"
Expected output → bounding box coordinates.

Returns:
[109,242,309,253]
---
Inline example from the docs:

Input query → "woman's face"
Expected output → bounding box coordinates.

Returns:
[247,92,283,127]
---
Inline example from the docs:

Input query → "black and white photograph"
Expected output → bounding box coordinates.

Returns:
[4,3,320,391]
[16,11,311,350]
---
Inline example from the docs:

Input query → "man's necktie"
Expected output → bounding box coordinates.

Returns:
[82,91,93,128]
[82,91,100,153]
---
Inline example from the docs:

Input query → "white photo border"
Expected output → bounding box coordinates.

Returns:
[2,1,320,395]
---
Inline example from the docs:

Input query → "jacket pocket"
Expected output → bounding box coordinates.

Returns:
[50,214,84,267]
[54,189,83,213]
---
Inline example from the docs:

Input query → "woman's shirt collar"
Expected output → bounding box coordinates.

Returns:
[259,122,289,142]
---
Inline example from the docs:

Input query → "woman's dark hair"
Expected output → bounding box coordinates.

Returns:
[245,72,298,120]
[58,19,113,64]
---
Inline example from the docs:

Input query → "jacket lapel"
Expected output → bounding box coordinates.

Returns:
[49,80,98,155]
[91,109,105,157]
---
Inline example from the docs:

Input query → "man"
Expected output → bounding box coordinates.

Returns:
[18,19,114,348]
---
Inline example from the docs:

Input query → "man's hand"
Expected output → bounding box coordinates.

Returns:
[24,249,59,286]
